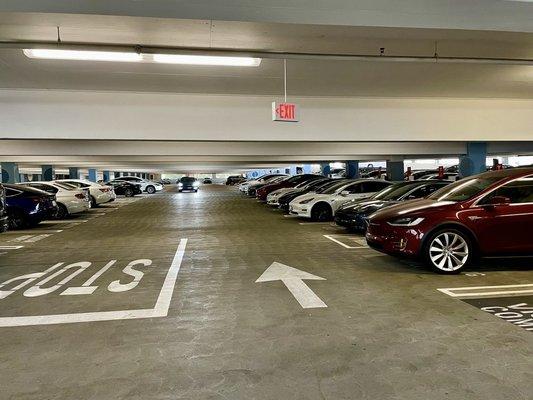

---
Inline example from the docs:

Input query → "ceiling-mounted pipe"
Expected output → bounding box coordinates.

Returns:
[1,40,533,66]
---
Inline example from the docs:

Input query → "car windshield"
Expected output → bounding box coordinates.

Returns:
[321,181,351,195]
[428,176,502,202]
[54,182,77,190]
[181,177,196,183]
[378,183,424,201]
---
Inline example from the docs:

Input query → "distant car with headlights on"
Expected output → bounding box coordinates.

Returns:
[335,180,450,231]
[178,177,200,192]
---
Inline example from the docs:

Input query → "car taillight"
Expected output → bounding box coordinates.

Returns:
[99,188,109,192]
[75,193,85,199]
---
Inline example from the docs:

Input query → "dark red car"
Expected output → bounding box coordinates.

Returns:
[366,167,533,274]
[256,174,323,201]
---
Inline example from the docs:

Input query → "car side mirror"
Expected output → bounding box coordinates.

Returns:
[340,190,350,196]
[488,195,511,205]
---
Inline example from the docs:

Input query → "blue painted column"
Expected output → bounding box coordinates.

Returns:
[103,171,110,182]
[1,163,20,183]
[41,165,55,181]
[345,161,360,179]
[320,163,331,177]
[68,167,79,179]
[386,160,405,181]
[459,142,487,177]
[88,168,97,182]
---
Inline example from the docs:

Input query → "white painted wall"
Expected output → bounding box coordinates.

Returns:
[2,90,533,142]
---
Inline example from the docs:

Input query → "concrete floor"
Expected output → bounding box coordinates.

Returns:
[0,185,531,400]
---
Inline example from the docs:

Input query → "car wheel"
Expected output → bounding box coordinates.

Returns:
[90,195,98,208]
[146,185,156,194]
[124,188,133,197]
[56,203,69,219]
[311,203,333,222]
[8,209,27,230]
[195,189,198,193]
[424,229,471,274]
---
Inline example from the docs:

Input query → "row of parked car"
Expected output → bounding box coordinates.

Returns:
[238,166,533,274]
[0,176,163,231]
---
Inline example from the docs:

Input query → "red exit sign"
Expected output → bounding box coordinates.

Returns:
[272,102,299,122]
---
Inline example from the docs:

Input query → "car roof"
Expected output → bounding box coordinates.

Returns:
[478,166,533,178]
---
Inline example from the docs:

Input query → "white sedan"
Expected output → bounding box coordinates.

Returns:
[289,179,392,221]
[19,181,91,218]
[115,176,163,194]
[56,179,116,207]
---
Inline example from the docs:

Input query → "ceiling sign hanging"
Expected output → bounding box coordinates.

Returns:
[272,102,299,122]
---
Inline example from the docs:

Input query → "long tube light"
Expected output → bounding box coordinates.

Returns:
[23,48,262,66]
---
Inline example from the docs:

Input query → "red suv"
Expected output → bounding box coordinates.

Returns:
[256,174,323,201]
[366,167,533,274]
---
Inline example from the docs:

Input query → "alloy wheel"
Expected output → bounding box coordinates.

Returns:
[428,232,469,272]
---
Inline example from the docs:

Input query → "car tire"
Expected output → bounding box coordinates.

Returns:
[311,203,333,222]
[56,203,69,219]
[146,185,156,194]
[178,189,183,193]
[7,209,28,230]
[90,195,98,208]
[423,228,472,274]
[124,188,133,197]
[195,189,198,193]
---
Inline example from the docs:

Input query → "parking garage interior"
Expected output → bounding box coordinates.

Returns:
[0,2,532,400]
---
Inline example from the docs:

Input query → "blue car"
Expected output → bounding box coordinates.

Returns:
[3,184,58,229]
[0,184,7,233]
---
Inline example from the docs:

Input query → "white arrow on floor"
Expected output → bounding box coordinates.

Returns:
[255,262,327,309]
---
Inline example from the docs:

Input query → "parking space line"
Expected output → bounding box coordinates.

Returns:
[23,234,52,243]
[41,220,88,224]
[0,245,24,250]
[438,284,533,298]
[323,234,368,249]
[9,235,34,243]
[299,222,330,225]
[7,229,63,234]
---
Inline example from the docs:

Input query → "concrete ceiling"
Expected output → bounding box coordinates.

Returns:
[0,13,532,98]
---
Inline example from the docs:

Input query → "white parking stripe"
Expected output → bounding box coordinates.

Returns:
[438,284,533,298]
[0,246,24,250]
[9,235,34,243]
[23,234,52,243]
[41,220,88,224]
[323,234,368,249]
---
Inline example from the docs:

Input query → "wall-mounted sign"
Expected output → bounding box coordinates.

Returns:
[272,102,299,122]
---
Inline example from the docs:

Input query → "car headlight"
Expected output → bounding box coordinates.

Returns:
[387,217,425,227]
[299,198,314,204]
[178,183,183,187]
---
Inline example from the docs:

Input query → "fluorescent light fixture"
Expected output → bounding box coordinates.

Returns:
[152,54,261,66]
[23,49,142,62]
[23,49,262,67]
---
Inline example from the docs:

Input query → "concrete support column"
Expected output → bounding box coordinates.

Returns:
[88,168,97,182]
[68,167,79,179]
[345,161,360,179]
[103,171,111,182]
[459,142,487,177]
[320,163,331,177]
[41,165,55,181]
[386,160,405,181]
[1,163,19,183]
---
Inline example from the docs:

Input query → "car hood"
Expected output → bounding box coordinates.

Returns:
[270,187,295,197]
[370,198,457,220]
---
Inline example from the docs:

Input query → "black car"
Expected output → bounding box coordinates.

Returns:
[226,175,246,185]
[278,179,344,212]
[106,180,142,197]
[179,177,200,192]
[203,178,213,184]
[335,180,450,231]
[0,184,8,233]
